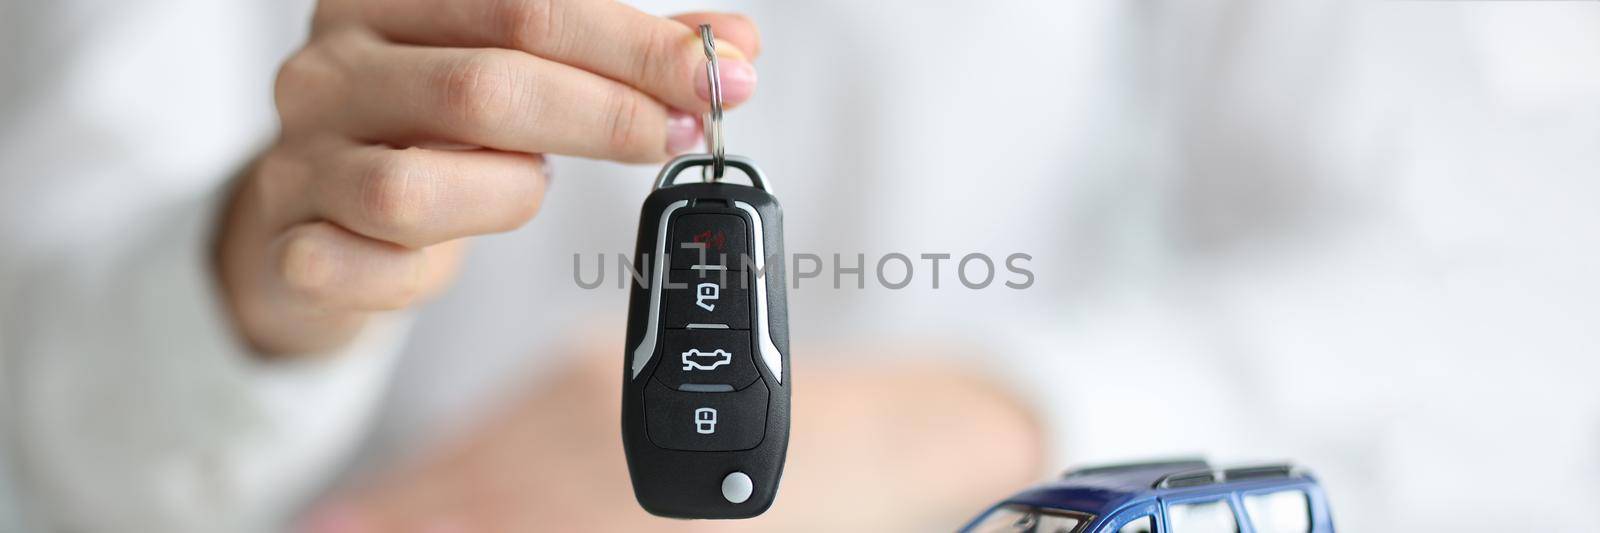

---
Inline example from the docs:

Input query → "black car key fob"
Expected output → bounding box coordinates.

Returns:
[622,153,790,518]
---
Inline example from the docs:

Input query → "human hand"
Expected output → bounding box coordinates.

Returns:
[299,340,1044,532]
[218,1,761,355]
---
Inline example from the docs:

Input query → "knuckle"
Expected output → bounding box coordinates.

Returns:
[498,0,560,52]
[631,24,672,90]
[499,174,547,232]
[602,84,649,158]
[358,150,434,238]
[437,51,524,135]
[252,150,309,217]
[309,0,353,33]
[274,49,325,120]
[256,150,298,184]
[279,224,337,300]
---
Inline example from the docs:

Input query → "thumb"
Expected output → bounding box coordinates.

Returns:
[669,12,762,60]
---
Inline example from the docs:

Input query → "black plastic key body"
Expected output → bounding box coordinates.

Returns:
[622,155,789,519]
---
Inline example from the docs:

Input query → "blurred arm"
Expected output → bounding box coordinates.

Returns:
[299,343,1044,532]
[1,185,410,532]
[0,2,411,531]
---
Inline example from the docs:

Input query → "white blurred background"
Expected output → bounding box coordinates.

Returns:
[4,1,1599,531]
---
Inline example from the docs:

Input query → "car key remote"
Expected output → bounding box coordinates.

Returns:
[621,25,790,519]
[622,154,790,518]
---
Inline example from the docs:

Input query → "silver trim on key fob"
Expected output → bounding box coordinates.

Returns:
[653,154,772,193]
[630,154,783,383]
[630,199,688,380]
[733,200,783,384]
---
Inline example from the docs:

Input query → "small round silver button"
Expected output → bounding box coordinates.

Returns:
[721,472,753,504]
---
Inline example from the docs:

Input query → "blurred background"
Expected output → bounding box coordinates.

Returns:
[3,1,1599,531]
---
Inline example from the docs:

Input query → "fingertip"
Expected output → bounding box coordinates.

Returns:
[728,13,763,59]
[696,58,757,107]
[670,12,762,60]
[275,220,427,311]
[713,37,748,62]
[278,223,339,298]
[666,110,701,154]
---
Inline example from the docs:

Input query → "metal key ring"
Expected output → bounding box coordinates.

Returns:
[700,24,726,182]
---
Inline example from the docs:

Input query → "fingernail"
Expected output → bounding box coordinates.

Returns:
[697,59,757,106]
[666,111,700,154]
[299,504,372,533]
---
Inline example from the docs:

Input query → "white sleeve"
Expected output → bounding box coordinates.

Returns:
[0,183,411,532]
[0,2,405,531]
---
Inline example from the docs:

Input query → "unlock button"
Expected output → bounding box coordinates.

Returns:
[664,270,751,329]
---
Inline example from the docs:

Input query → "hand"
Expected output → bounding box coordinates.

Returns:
[299,341,1045,532]
[218,0,761,355]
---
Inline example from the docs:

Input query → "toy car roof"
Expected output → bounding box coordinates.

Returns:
[1000,458,1313,515]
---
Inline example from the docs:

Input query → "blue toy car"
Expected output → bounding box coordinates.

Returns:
[961,459,1334,533]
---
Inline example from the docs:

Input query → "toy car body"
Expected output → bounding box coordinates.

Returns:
[962,459,1335,533]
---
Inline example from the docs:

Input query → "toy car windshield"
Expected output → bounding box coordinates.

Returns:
[969,505,1092,533]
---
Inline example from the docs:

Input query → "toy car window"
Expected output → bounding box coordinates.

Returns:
[969,505,1090,533]
[1242,490,1311,533]
[969,506,1031,532]
[1116,515,1154,533]
[1033,512,1086,533]
[1168,499,1239,533]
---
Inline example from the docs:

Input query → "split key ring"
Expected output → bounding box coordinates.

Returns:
[700,24,726,182]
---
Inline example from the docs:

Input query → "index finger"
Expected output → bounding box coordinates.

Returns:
[334,0,760,113]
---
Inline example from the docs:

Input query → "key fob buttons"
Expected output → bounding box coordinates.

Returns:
[623,155,789,519]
